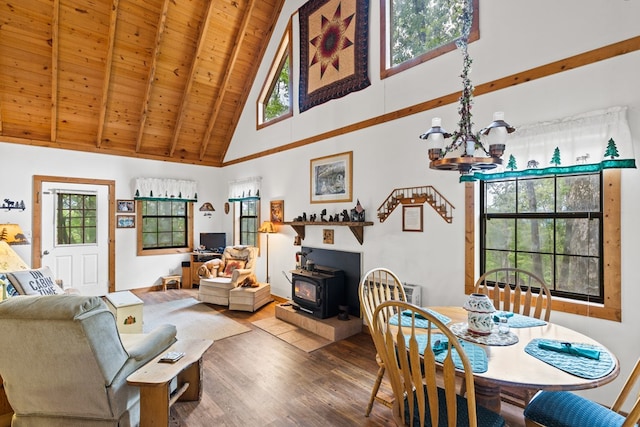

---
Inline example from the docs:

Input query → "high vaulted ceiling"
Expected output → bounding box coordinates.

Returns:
[0,0,285,167]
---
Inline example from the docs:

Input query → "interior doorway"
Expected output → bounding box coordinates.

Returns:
[32,176,115,295]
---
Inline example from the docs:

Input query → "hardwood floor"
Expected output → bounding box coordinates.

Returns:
[135,288,526,426]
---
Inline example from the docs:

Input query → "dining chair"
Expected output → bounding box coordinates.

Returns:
[474,268,552,321]
[463,267,552,406]
[372,300,506,427]
[359,268,407,416]
[524,357,640,427]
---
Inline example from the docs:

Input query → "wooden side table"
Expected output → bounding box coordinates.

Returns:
[127,339,213,427]
[161,275,182,291]
[189,252,222,287]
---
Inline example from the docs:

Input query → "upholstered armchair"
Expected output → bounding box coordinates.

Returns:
[0,295,177,426]
[198,246,258,305]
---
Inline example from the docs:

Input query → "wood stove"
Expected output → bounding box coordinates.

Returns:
[291,266,344,319]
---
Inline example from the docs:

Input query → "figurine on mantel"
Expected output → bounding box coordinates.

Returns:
[350,199,365,222]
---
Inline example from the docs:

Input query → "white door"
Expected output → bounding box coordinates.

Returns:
[41,182,109,296]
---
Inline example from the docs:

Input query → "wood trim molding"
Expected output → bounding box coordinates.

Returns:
[224,35,640,167]
[464,170,622,322]
[32,175,116,294]
[135,201,194,256]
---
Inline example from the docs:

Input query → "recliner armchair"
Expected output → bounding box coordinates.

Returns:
[0,295,177,426]
[198,246,258,306]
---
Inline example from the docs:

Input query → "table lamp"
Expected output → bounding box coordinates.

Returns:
[0,240,29,300]
[0,223,29,245]
[258,221,277,283]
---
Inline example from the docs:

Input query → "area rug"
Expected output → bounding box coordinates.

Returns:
[252,317,332,353]
[143,297,251,341]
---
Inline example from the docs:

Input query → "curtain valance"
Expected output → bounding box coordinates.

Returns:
[134,178,198,201]
[228,177,261,201]
[463,106,636,181]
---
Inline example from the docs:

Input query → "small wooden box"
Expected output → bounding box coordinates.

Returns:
[106,291,144,333]
[229,283,272,312]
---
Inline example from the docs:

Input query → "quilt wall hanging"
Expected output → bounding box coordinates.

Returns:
[298,0,370,113]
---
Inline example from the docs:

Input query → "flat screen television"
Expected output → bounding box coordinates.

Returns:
[199,232,226,253]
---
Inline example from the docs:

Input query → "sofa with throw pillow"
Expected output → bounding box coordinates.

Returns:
[198,246,258,305]
[4,266,79,297]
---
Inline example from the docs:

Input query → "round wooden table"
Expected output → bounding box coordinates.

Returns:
[430,306,620,413]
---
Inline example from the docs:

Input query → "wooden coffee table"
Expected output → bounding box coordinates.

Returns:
[127,338,213,427]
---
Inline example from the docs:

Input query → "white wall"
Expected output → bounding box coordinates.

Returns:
[1,0,639,408]
[224,0,640,407]
[0,143,226,289]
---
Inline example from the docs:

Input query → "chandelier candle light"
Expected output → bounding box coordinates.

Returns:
[420,0,515,174]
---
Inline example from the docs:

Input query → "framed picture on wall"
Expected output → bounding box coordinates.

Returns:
[310,151,353,203]
[117,199,135,213]
[270,200,284,223]
[116,215,135,229]
[402,205,423,232]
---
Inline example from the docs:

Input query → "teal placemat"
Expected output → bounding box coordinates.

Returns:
[494,311,547,328]
[525,338,615,379]
[389,309,451,329]
[405,333,488,373]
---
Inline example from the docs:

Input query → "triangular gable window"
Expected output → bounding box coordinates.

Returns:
[257,20,293,128]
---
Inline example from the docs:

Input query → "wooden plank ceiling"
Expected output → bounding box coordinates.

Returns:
[0,0,284,167]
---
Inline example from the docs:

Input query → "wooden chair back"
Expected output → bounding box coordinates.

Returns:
[359,268,406,327]
[372,300,479,427]
[358,268,407,415]
[612,357,640,427]
[475,268,552,321]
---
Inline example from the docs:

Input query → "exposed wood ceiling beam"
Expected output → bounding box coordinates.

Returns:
[135,0,171,153]
[51,0,60,142]
[200,0,256,161]
[96,0,120,149]
[168,0,216,157]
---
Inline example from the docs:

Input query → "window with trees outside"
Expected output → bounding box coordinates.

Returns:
[56,193,97,245]
[137,200,193,255]
[257,20,292,128]
[239,200,259,246]
[481,173,603,303]
[380,0,479,78]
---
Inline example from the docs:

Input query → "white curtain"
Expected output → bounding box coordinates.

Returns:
[502,106,633,170]
[134,178,198,201]
[228,176,261,201]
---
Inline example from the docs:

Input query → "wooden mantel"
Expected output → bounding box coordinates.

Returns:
[282,221,374,245]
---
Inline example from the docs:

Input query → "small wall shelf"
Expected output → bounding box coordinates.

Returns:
[282,221,374,245]
[377,186,454,224]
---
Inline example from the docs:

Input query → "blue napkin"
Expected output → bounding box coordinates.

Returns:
[538,340,600,360]
[432,339,448,355]
[493,311,514,322]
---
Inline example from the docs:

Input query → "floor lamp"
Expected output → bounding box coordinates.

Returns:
[258,221,277,283]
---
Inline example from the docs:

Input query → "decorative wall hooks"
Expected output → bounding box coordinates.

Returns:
[2,199,26,211]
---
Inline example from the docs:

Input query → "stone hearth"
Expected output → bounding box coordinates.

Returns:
[275,303,362,342]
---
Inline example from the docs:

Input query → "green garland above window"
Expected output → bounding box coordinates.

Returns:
[461,137,636,182]
[461,158,636,182]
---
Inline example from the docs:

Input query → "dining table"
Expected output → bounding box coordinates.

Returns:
[424,306,620,413]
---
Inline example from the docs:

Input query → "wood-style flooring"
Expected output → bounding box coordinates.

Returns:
[135,288,526,426]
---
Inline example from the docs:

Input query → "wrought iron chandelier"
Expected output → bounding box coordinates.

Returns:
[420,0,515,175]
